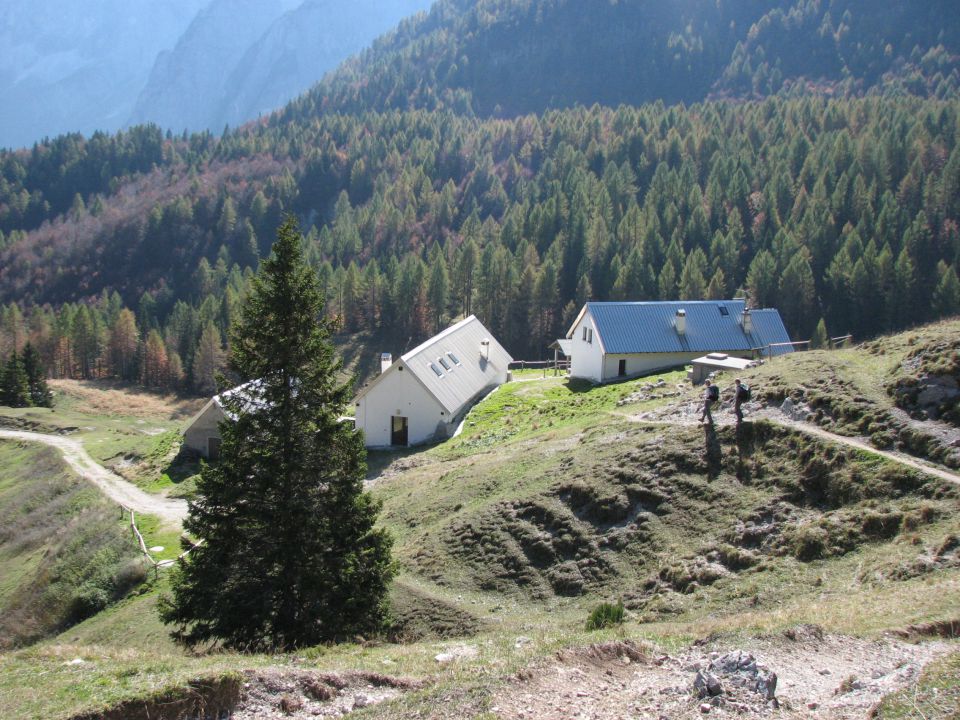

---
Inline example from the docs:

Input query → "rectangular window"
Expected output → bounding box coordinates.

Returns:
[588,328,593,344]
[430,362,443,377]
[582,326,588,341]
[438,357,451,370]
[446,351,461,365]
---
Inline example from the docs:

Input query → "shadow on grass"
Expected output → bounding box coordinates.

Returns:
[566,378,597,394]
[365,446,421,481]
[703,423,723,478]
[163,447,202,485]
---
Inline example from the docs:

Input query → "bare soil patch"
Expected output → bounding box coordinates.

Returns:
[488,633,954,720]
[232,669,425,719]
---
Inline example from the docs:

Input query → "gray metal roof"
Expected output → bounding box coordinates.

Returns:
[748,309,794,356]
[569,300,792,355]
[357,315,514,416]
[549,338,573,357]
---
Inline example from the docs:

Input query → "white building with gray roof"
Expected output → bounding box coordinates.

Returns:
[566,300,792,384]
[353,315,512,448]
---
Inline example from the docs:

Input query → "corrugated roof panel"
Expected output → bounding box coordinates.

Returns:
[401,315,513,415]
[748,309,794,355]
[589,300,754,354]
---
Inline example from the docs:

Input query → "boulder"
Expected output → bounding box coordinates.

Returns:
[694,670,723,698]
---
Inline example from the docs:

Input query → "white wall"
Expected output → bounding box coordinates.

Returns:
[355,363,449,447]
[569,311,605,383]
[183,401,226,457]
[599,350,754,383]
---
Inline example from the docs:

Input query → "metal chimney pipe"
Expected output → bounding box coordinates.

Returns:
[675,309,686,335]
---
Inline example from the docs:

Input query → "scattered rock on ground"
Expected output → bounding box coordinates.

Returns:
[232,669,423,719]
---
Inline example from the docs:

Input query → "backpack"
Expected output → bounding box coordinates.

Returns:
[738,383,751,401]
[707,384,719,401]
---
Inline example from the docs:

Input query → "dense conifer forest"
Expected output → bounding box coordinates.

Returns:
[0,0,958,394]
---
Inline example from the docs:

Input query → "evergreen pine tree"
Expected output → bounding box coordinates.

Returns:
[1,352,30,408]
[21,343,52,407]
[932,262,960,318]
[160,217,393,651]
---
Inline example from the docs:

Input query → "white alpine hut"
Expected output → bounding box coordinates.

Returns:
[566,299,792,384]
[354,315,512,447]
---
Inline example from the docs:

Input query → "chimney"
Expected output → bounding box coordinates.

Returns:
[380,352,393,374]
[742,309,753,335]
[480,339,490,361]
[675,308,686,335]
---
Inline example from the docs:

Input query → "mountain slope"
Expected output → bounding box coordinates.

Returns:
[3,96,959,359]
[127,0,302,134]
[282,0,960,120]
[0,441,144,648]
[0,0,207,150]
[216,0,433,129]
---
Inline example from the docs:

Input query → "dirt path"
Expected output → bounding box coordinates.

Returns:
[621,401,960,488]
[0,429,187,524]
[771,417,960,487]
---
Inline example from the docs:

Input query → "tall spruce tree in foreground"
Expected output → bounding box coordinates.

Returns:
[160,217,393,651]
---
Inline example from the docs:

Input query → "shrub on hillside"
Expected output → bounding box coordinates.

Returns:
[586,601,624,631]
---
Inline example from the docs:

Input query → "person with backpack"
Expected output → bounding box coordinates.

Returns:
[700,379,719,424]
[734,378,751,423]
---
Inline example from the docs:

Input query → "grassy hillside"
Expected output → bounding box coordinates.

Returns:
[0,380,206,497]
[0,442,147,648]
[745,318,960,469]
[1,323,959,718]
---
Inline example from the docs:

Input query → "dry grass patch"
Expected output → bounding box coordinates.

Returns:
[50,380,206,421]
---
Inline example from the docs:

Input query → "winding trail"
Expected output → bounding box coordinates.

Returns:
[0,429,187,524]
[619,407,960,488]
[773,416,960,487]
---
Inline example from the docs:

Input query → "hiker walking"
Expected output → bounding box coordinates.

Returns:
[734,378,751,423]
[700,379,719,424]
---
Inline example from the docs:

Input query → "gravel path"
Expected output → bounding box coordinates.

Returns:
[0,429,187,524]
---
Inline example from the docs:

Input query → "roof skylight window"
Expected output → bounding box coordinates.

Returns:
[438,357,451,370]
[446,351,461,365]
[718,305,729,316]
[430,362,444,377]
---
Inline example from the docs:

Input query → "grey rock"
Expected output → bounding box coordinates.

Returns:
[755,670,777,700]
[694,670,723,698]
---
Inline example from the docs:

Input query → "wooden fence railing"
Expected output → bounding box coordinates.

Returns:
[120,504,202,577]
